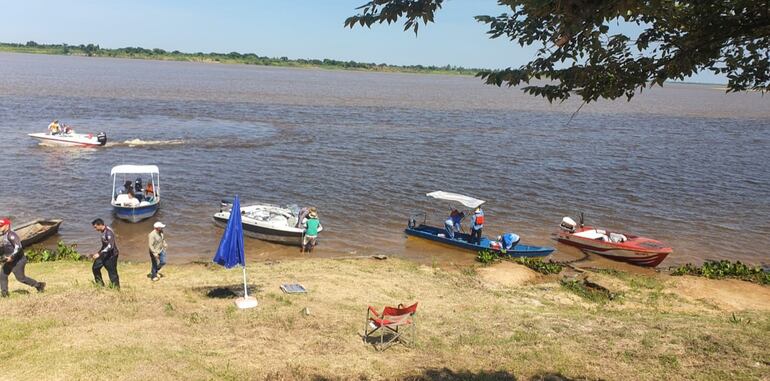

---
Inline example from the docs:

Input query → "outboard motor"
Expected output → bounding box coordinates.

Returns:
[96,132,107,146]
[560,216,577,233]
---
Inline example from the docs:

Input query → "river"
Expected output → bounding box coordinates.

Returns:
[1,52,768,268]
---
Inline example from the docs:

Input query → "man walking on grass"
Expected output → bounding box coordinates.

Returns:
[91,218,120,289]
[148,221,167,281]
[0,218,45,297]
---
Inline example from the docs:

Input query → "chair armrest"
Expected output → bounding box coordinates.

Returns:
[367,306,380,319]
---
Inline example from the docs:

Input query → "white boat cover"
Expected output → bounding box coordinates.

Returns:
[111,165,160,175]
[426,191,485,209]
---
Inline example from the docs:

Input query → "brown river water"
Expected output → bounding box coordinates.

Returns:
[1,52,768,268]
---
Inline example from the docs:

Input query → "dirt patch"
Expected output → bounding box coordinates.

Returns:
[477,261,540,288]
[669,276,770,311]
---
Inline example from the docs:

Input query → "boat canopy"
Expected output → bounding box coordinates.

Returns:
[426,191,485,209]
[111,165,160,175]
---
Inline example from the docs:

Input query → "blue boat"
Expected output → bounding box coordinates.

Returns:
[110,165,161,223]
[113,202,160,223]
[405,224,554,257]
[405,191,555,258]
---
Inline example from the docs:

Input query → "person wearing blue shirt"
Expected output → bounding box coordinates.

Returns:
[469,207,484,244]
[498,233,520,254]
[444,208,465,239]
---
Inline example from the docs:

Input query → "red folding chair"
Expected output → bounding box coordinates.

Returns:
[363,302,418,351]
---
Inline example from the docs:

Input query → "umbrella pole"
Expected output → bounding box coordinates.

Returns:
[242,266,249,298]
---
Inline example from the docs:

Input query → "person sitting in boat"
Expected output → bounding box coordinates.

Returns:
[468,207,484,245]
[450,208,464,232]
[63,124,73,134]
[124,191,140,207]
[497,233,520,254]
[123,181,133,195]
[48,120,61,135]
[145,182,155,200]
[444,209,465,239]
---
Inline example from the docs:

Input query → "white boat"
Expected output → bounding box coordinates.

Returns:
[28,131,107,147]
[110,165,161,223]
[213,202,321,246]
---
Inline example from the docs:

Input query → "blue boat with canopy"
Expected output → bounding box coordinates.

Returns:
[405,191,555,258]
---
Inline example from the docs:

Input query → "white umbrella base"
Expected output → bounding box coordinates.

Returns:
[235,296,258,309]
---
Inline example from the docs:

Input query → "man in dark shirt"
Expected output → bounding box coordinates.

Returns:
[91,218,120,289]
[0,218,45,297]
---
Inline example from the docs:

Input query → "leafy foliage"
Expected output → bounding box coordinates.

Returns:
[476,249,499,265]
[346,0,770,103]
[514,257,563,275]
[26,241,84,262]
[671,260,769,285]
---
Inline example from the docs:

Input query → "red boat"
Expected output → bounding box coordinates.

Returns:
[556,216,672,267]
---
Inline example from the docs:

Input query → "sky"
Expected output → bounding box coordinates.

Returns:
[0,0,724,83]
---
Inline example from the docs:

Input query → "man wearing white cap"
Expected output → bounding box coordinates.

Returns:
[148,222,168,281]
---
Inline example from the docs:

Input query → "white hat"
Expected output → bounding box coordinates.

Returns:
[153,222,166,229]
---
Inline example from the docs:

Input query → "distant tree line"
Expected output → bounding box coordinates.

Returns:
[1,41,481,74]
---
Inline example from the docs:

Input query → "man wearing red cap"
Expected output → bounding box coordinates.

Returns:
[0,218,46,297]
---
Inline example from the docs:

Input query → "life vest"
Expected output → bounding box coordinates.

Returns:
[474,214,484,226]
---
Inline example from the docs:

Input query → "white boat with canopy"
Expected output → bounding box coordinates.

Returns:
[110,165,161,222]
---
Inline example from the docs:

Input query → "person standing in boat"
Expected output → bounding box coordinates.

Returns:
[0,218,46,297]
[148,222,167,281]
[90,218,120,289]
[301,208,321,253]
[468,207,484,244]
[48,119,61,135]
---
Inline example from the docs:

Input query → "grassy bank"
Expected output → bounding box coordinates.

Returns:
[0,41,481,76]
[1,258,768,380]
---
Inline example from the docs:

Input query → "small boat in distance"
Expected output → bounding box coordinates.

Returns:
[29,125,106,147]
[110,165,160,223]
[15,219,63,247]
[405,191,555,258]
[213,201,320,247]
[555,215,672,267]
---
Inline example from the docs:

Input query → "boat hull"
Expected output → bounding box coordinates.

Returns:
[113,203,159,223]
[213,215,304,246]
[28,133,102,147]
[556,227,671,267]
[15,219,63,247]
[405,224,554,258]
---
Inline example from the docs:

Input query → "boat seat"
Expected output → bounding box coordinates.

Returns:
[609,233,628,243]
[574,229,608,241]
[268,214,289,226]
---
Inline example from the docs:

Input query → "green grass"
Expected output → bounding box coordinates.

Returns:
[0,258,767,380]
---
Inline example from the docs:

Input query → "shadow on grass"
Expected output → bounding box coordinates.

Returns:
[402,368,587,381]
[193,284,262,299]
